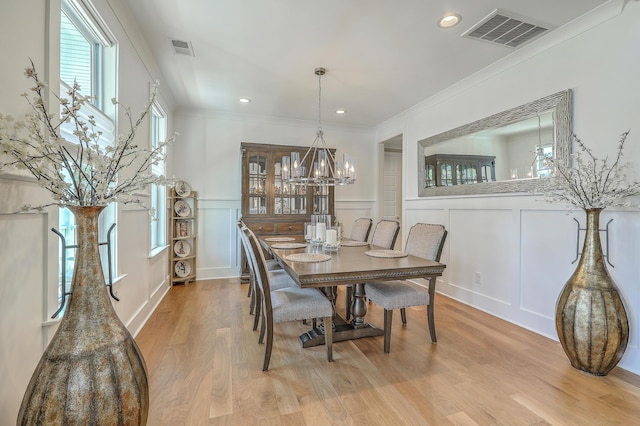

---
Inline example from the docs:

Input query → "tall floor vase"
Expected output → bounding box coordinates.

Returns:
[18,206,149,425]
[555,208,629,376]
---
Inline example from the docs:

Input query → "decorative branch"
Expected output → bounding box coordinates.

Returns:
[0,61,176,210]
[543,131,640,210]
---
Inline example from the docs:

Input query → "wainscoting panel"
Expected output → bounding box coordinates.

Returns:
[449,208,514,307]
[0,212,48,421]
[404,208,448,231]
[520,209,575,321]
[197,199,241,279]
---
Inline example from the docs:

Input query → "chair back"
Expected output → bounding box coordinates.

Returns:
[370,219,400,249]
[237,221,252,266]
[349,218,372,242]
[244,227,273,307]
[404,223,447,262]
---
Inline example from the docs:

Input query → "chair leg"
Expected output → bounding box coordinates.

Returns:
[262,317,274,371]
[345,286,353,320]
[383,309,393,353]
[324,316,333,362]
[400,307,407,324]
[427,303,437,343]
[312,318,317,328]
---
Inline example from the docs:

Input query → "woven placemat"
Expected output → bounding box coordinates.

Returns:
[271,242,307,249]
[365,249,408,258]
[340,240,369,247]
[264,237,296,242]
[285,253,331,263]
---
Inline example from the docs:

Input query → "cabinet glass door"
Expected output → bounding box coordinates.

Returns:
[313,185,330,215]
[440,163,453,186]
[425,164,436,188]
[275,153,307,215]
[457,163,477,185]
[248,154,267,215]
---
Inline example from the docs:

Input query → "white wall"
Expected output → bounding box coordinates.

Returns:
[0,0,176,422]
[376,2,640,375]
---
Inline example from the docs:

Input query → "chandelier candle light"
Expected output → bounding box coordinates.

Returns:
[283,67,356,187]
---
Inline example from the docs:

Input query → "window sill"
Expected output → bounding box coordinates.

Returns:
[149,244,169,259]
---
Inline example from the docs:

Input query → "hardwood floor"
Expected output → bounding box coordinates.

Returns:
[136,279,640,425]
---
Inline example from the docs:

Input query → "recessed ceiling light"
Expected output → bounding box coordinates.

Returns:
[438,13,461,28]
[239,98,251,103]
[335,109,346,115]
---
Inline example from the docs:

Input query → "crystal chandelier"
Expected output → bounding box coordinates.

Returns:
[282,67,356,186]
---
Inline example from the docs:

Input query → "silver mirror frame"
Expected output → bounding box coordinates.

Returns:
[418,89,572,197]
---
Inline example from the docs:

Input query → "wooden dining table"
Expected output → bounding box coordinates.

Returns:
[261,236,446,348]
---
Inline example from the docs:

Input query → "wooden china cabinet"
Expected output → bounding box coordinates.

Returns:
[240,142,335,278]
[424,154,496,187]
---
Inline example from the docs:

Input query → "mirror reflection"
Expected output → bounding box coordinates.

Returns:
[418,90,572,197]
[422,112,554,187]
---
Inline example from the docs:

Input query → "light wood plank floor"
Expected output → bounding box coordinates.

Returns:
[136,279,640,425]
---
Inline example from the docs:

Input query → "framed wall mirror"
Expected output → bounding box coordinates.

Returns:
[418,90,572,197]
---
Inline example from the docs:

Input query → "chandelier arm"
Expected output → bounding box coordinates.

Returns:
[298,134,321,168]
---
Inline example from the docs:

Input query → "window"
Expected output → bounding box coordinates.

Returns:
[60,11,94,99]
[58,0,117,306]
[150,103,167,252]
[535,144,553,177]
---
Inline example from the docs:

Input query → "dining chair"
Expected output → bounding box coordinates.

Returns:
[349,218,373,242]
[238,222,289,331]
[364,223,447,353]
[345,219,400,320]
[370,219,401,249]
[245,228,334,371]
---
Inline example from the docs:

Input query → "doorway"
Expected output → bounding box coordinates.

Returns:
[380,135,402,249]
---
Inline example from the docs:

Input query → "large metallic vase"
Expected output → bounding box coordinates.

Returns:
[18,206,149,425]
[556,208,629,376]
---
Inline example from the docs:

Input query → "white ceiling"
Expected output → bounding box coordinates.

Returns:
[124,0,609,127]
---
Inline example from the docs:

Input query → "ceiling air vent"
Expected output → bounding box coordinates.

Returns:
[170,39,195,56]
[462,9,554,48]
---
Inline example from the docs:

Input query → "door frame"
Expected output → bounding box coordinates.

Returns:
[378,134,403,249]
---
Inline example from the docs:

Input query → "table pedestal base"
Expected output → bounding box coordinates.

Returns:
[299,315,383,348]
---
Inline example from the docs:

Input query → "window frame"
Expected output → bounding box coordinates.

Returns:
[150,101,168,254]
[57,0,118,308]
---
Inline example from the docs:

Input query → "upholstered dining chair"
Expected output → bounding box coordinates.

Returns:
[349,218,373,242]
[245,228,334,371]
[238,222,290,331]
[370,219,400,249]
[364,223,447,353]
[345,219,400,320]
